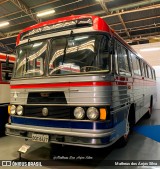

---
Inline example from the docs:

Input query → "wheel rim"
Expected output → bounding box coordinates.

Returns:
[148,107,152,115]
[124,119,130,139]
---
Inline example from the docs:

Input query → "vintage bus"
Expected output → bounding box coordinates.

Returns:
[0,53,15,136]
[6,15,156,148]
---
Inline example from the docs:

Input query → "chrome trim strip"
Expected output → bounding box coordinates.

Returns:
[10,103,111,106]
[49,138,118,148]
[6,124,115,138]
[6,134,118,148]
[11,89,112,93]
[11,115,111,123]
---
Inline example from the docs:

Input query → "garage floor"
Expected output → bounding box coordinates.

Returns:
[0,109,160,169]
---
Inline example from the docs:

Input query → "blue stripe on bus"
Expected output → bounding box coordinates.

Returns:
[11,116,112,130]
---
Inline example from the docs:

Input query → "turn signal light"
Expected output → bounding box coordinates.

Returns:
[100,108,107,120]
[8,105,11,115]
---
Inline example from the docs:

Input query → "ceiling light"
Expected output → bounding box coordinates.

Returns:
[0,22,9,27]
[37,9,55,17]
[140,48,160,52]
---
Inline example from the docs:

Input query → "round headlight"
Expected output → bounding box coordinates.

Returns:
[17,105,23,116]
[87,107,99,120]
[74,107,85,120]
[10,105,16,115]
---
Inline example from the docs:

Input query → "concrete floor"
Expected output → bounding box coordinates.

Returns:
[0,109,160,169]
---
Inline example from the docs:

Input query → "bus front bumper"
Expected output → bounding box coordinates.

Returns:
[6,123,116,148]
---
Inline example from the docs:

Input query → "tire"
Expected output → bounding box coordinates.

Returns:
[116,118,130,148]
[0,106,8,136]
[145,107,152,119]
[116,105,135,148]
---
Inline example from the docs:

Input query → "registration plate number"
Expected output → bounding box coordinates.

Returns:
[32,133,49,143]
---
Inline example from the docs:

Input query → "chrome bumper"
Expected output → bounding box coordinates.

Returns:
[6,123,116,148]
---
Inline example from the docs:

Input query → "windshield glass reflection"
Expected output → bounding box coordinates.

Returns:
[49,35,110,75]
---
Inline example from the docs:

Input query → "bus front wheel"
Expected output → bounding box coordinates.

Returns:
[116,118,130,148]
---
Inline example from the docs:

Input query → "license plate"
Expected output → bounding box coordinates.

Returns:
[32,133,49,143]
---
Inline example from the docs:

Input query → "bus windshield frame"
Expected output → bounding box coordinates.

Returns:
[13,33,111,78]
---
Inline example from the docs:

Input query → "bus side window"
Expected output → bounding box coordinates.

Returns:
[98,36,110,70]
[131,53,141,76]
[150,67,153,79]
[117,44,131,76]
[152,69,156,80]
[143,63,147,77]
[145,65,149,78]
[147,66,152,79]
[140,60,145,77]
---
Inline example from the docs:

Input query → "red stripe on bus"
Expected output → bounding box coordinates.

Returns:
[0,82,9,84]
[0,54,15,62]
[10,81,112,89]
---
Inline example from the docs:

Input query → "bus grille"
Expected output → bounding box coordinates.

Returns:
[27,92,67,104]
[24,106,71,119]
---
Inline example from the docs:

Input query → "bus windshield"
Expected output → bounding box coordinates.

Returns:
[49,35,110,75]
[14,41,47,78]
[14,34,110,78]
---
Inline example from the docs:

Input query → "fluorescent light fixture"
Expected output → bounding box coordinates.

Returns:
[140,48,160,52]
[0,22,9,27]
[37,10,55,17]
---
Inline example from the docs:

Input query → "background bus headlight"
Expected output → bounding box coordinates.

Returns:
[10,105,16,115]
[74,107,85,120]
[87,107,99,120]
[17,105,23,116]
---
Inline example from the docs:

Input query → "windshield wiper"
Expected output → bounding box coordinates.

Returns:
[61,30,73,65]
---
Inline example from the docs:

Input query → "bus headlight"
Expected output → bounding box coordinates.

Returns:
[10,105,16,115]
[17,105,23,116]
[87,107,99,120]
[74,107,85,120]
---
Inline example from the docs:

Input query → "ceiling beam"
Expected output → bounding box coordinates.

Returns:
[0,0,60,20]
[0,30,20,41]
[124,31,160,42]
[0,41,14,53]
[10,0,40,23]
[0,32,5,38]
[96,4,160,18]
[97,0,130,39]
[93,0,160,16]
[117,23,160,34]
[118,14,130,38]
[110,15,160,27]
[98,0,110,14]
[0,0,8,4]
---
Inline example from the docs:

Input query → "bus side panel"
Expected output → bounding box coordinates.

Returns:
[0,84,10,104]
[132,77,144,122]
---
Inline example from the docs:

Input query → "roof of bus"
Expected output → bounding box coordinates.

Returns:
[16,14,151,68]
[16,15,111,45]
[0,53,16,63]
[19,15,111,34]
[17,15,136,53]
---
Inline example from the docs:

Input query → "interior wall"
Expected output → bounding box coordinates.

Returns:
[132,42,160,109]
